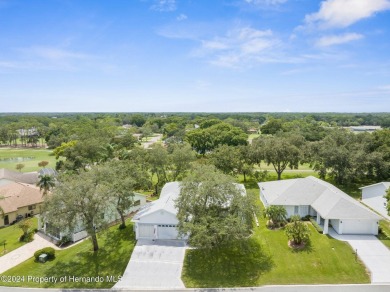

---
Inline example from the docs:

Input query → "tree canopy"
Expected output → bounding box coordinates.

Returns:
[175,165,255,249]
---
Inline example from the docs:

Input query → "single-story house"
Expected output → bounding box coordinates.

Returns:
[133,182,182,240]
[0,182,44,227]
[259,176,381,235]
[132,181,246,240]
[360,182,390,220]
[38,193,147,243]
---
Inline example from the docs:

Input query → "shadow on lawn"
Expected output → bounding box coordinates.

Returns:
[290,239,314,253]
[183,238,273,287]
[42,226,135,289]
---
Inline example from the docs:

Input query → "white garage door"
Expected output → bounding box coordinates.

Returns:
[158,225,179,240]
[138,224,155,238]
[343,219,374,235]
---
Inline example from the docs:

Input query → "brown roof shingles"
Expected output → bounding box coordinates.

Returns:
[0,182,43,214]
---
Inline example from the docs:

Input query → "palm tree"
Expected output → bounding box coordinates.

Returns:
[36,175,56,198]
[264,205,288,228]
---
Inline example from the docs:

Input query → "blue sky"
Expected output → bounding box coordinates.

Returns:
[1,0,389,112]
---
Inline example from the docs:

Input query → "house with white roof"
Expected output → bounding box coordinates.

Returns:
[132,181,246,240]
[133,182,182,240]
[360,182,390,220]
[259,176,381,235]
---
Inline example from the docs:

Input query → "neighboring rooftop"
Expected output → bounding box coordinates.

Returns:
[38,168,58,177]
[259,176,380,220]
[0,168,39,185]
[359,182,390,190]
[0,182,43,214]
[134,182,246,220]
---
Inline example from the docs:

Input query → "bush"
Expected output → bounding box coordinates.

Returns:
[19,232,34,242]
[301,215,311,221]
[119,223,126,230]
[34,247,56,261]
[58,235,71,246]
[309,218,323,234]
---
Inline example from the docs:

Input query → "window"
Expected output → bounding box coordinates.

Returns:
[28,205,36,210]
[294,206,299,215]
[134,200,141,206]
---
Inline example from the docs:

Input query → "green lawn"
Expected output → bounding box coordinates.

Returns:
[0,217,38,256]
[0,220,136,289]
[378,220,390,249]
[0,148,56,172]
[181,186,370,288]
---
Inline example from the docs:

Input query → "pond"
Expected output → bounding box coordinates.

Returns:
[0,157,35,163]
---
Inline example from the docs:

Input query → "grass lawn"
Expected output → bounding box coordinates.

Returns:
[0,217,38,256]
[181,185,370,288]
[0,148,56,172]
[378,220,390,249]
[0,219,136,289]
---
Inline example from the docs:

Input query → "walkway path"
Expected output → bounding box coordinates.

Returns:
[329,229,390,283]
[113,239,186,289]
[0,233,59,274]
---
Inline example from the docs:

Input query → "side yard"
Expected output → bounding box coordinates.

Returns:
[0,217,38,256]
[181,186,370,288]
[0,220,136,289]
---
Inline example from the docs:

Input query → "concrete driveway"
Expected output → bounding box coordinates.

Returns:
[329,229,390,283]
[113,239,187,289]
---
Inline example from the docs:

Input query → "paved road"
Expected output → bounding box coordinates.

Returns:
[329,229,390,283]
[113,239,186,289]
[0,284,390,292]
[0,233,59,274]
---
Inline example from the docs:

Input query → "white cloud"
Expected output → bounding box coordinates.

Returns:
[245,0,288,5]
[315,32,364,47]
[305,0,390,29]
[195,27,279,68]
[151,0,176,12]
[176,13,187,21]
[28,46,89,61]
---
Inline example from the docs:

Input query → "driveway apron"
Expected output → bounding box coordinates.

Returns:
[113,239,186,289]
[329,229,390,283]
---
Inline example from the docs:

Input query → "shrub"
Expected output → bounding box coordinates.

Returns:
[302,215,311,221]
[309,218,323,234]
[119,223,126,230]
[19,232,34,242]
[58,235,71,246]
[285,215,311,245]
[34,247,56,261]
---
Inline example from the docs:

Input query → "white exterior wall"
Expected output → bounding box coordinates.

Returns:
[362,184,387,200]
[362,184,389,220]
[138,210,179,225]
[283,205,310,218]
[342,219,378,235]
[330,219,341,234]
[259,190,269,207]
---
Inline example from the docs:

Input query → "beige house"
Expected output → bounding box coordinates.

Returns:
[0,182,43,227]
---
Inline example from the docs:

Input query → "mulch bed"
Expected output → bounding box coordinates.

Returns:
[288,240,306,250]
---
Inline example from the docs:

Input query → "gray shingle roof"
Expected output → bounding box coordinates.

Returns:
[259,176,381,220]
[134,182,246,221]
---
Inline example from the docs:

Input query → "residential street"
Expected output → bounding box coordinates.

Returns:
[0,284,390,292]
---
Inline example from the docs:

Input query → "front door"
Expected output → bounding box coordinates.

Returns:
[4,215,9,225]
